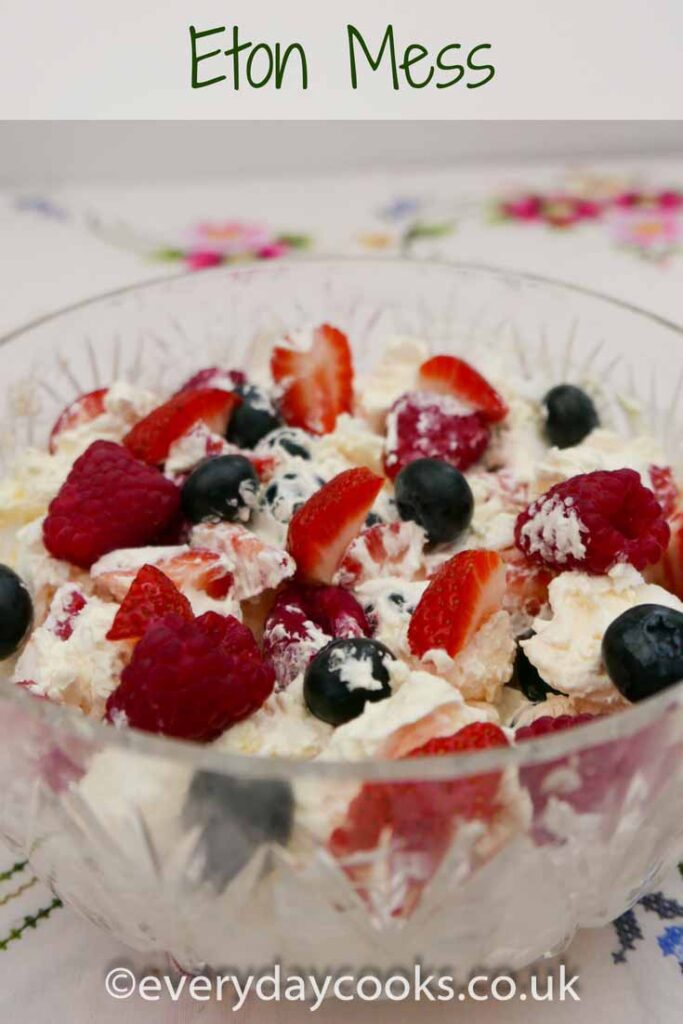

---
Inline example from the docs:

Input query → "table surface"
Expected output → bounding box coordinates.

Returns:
[1,156,683,1022]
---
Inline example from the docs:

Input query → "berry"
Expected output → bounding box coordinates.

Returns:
[190,521,295,600]
[329,721,508,916]
[383,391,490,481]
[181,454,259,524]
[177,367,245,393]
[408,549,506,659]
[304,637,394,725]
[542,384,599,448]
[649,465,678,518]
[124,388,240,465]
[659,510,683,599]
[418,354,508,423]
[501,547,555,621]
[45,585,86,641]
[94,547,234,602]
[183,771,293,889]
[515,714,594,742]
[395,457,474,545]
[515,469,670,575]
[43,441,181,569]
[0,564,33,659]
[514,633,559,702]
[263,582,369,689]
[602,603,683,702]
[49,388,108,453]
[257,426,313,461]
[287,467,384,584]
[106,564,193,641]
[105,612,274,742]
[335,520,426,587]
[271,324,353,435]
[226,384,282,449]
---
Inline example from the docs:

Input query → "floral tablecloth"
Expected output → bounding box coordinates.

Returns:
[1,155,683,1022]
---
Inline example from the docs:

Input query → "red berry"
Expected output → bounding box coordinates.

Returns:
[105,612,274,742]
[43,441,181,569]
[49,388,108,453]
[515,714,594,742]
[418,354,508,423]
[659,510,683,598]
[515,469,670,575]
[649,465,679,518]
[408,549,506,660]
[329,722,509,916]
[263,582,370,689]
[124,388,240,465]
[287,467,384,584]
[106,564,193,641]
[335,520,426,587]
[177,367,245,393]
[270,324,353,435]
[383,391,490,481]
[94,548,234,603]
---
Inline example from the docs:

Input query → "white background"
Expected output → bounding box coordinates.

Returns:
[0,0,682,119]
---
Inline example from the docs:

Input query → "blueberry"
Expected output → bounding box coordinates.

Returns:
[304,637,394,726]
[0,565,33,660]
[602,603,683,702]
[183,771,293,889]
[515,632,559,702]
[181,454,259,524]
[543,385,599,449]
[395,458,474,546]
[227,385,282,449]
[257,427,312,461]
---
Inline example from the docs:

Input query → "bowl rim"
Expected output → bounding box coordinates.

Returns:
[1,254,682,783]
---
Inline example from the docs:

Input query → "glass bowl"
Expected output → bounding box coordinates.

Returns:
[0,258,682,977]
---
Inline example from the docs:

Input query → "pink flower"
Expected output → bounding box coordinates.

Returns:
[500,194,543,221]
[610,205,681,260]
[190,221,275,258]
[185,250,224,271]
[256,241,288,260]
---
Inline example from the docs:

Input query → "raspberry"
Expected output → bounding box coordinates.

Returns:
[105,612,274,742]
[43,441,181,569]
[515,469,670,574]
[263,582,370,689]
[384,391,490,481]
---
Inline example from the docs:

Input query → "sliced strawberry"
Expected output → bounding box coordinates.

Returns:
[270,324,353,435]
[106,564,193,641]
[649,465,679,518]
[419,355,508,423]
[659,510,683,599]
[286,468,384,584]
[93,547,234,603]
[500,546,555,620]
[329,722,509,919]
[335,520,426,587]
[190,521,295,600]
[177,367,246,394]
[408,549,506,659]
[49,388,108,453]
[123,388,240,465]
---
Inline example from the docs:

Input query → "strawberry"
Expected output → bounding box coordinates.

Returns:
[190,521,295,600]
[123,389,240,465]
[408,549,506,659]
[286,468,384,584]
[659,510,683,599]
[106,564,193,641]
[419,355,508,423]
[335,520,426,587]
[49,388,108,453]
[93,547,234,603]
[329,722,509,919]
[270,324,353,435]
[500,546,555,620]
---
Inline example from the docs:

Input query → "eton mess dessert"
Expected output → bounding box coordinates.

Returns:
[0,324,682,914]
